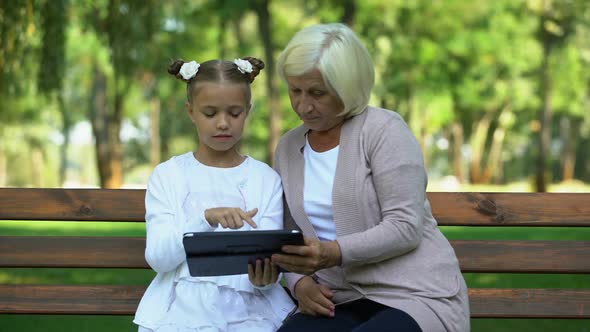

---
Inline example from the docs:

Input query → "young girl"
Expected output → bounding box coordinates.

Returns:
[133,57,295,332]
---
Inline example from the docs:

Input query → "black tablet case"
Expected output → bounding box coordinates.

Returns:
[183,230,304,276]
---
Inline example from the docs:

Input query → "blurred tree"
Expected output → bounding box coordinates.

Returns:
[38,0,68,185]
[528,0,587,191]
[83,0,158,188]
[252,0,281,164]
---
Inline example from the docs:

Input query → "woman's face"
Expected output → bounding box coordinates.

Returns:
[286,69,345,133]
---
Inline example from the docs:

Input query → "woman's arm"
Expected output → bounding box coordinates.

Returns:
[337,117,427,267]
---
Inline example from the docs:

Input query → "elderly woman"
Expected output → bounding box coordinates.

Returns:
[271,23,470,332]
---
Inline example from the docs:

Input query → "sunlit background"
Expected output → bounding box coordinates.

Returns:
[1,0,589,192]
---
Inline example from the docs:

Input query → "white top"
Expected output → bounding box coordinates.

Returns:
[134,152,295,332]
[303,138,338,242]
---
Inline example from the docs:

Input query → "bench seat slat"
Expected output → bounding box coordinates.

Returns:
[1,237,589,273]
[452,240,590,274]
[1,285,588,318]
[2,189,590,226]
[469,288,590,318]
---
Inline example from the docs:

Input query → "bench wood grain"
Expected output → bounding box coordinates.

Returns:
[1,188,589,320]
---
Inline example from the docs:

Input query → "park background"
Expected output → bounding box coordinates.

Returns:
[1,0,589,331]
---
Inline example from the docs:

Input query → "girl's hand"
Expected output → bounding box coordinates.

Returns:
[271,237,342,275]
[248,258,279,287]
[294,276,335,317]
[204,207,258,229]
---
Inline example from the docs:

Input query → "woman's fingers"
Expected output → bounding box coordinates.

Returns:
[271,253,318,275]
[280,244,309,255]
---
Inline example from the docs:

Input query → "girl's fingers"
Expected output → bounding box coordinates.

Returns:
[255,259,263,285]
[271,262,279,283]
[263,258,271,283]
[230,211,243,229]
[303,299,333,317]
[218,217,228,228]
[247,208,258,218]
[240,209,257,228]
[247,263,255,283]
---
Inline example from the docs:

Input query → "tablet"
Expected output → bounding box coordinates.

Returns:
[182,229,304,276]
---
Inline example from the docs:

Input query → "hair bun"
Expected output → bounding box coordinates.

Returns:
[168,59,188,82]
[241,57,265,83]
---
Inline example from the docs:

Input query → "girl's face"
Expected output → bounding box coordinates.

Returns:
[187,82,251,157]
[286,69,345,133]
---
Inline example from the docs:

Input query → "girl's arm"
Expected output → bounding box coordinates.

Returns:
[249,169,284,289]
[252,170,283,231]
[144,166,212,273]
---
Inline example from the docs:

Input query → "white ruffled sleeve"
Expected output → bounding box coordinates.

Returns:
[248,165,285,290]
[253,170,283,231]
[144,164,213,273]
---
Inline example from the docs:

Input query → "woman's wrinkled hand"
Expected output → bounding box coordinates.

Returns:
[248,257,279,287]
[204,207,258,229]
[271,237,342,275]
[294,276,335,317]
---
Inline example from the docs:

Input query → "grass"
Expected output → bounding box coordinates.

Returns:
[1,180,589,331]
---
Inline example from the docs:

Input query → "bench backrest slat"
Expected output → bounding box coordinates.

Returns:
[1,189,590,226]
[2,236,589,273]
[0,188,145,221]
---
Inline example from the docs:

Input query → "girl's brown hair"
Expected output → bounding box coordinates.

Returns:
[168,57,265,103]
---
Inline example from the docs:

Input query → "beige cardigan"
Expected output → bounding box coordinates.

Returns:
[274,106,470,332]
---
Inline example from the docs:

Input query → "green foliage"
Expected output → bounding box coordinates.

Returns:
[1,0,589,187]
[38,0,67,95]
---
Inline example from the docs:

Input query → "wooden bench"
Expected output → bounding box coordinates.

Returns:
[1,188,589,321]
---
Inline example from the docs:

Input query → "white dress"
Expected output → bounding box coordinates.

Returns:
[134,152,295,332]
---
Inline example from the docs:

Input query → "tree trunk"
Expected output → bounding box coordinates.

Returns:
[0,148,6,186]
[406,87,428,167]
[254,0,280,165]
[536,8,553,192]
[451,122,465,183]
[469,111,494,183]
[560,117,577,181]
[150,97,161,168]
[159,98,175,161]
[90,65,123,188]
[58,93,71,186]
[30,143,44,187]
[218,13,227,59]
[482,107,511,184]
[340,0,356,26]
[108,90,124,188]
[233,13,246,54]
